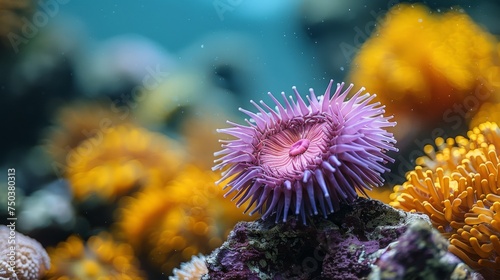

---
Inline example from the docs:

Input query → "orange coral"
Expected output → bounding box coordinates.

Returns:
[348,4,499,144]
[45,100,131,167]
[45,232,145,280]
[361,186,393,204]
[391,122,500,277]
[114,165,251,274]
[449,197,500,279]
[390,164,474,237]
[114,186,176,249]
[467,122,500,152]
[470,102,500,131]
[65,124,184,202]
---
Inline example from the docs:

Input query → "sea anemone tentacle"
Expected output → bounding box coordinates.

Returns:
[214,80,397,223]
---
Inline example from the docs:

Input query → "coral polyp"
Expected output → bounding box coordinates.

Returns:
[348,4,499,125]
[45,233,145,280]
[44,100,131,166]
[470,103,500,130]
[65,124,183,202]
[213,80,397,223]
[449,197,500,278]
[391,122,500,278]
[347,4,500,151]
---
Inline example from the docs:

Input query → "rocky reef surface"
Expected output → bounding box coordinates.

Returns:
[204,198,483,280]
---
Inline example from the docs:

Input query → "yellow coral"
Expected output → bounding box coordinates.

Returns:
[391,122,500,277]
[450,198,500,279]
[114,187,176,249]
[410,122,500,171]
[390,164,474,237]
[348,4,499,141]
[65,124,184,202]
[45,232,145,280]
[114,165,251,274]
[471,102,500,131]
[361,186,393,204]
[467,122,500,152]
[44,100,131,166]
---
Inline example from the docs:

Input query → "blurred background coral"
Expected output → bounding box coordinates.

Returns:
[1,0,500,279]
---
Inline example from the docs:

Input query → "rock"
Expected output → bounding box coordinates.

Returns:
[369,220,484,280]
[205,198,428,279]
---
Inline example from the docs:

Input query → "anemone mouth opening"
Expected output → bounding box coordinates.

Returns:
[289,138,311,156]
[257,115,335,179]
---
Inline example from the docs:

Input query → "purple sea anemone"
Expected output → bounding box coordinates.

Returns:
[213,80,397,223]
